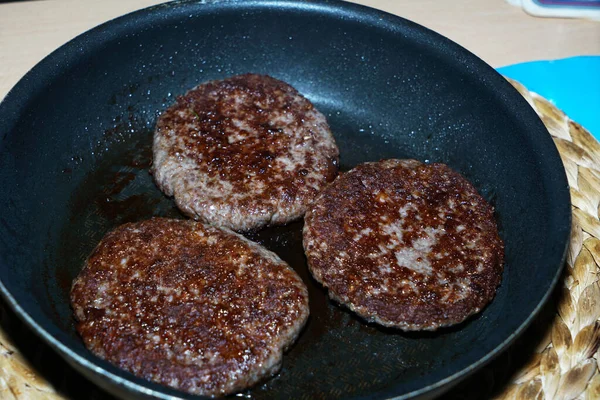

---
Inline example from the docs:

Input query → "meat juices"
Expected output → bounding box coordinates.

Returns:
[303,159,504,331]
[152,74,339,231]
[71,218,309,396]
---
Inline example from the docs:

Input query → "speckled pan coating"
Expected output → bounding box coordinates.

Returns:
[70,218,309,396]
[152,74,339,231]
[303,159,504,331]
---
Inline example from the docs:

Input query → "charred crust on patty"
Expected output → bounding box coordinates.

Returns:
[152,74,339,231]
[71,218,309,396]
[303,159,504,331]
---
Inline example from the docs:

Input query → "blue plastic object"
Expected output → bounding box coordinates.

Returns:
[497,56,600,139]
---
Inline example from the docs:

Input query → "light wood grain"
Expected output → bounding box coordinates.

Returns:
[0,0,599,100]
[351,0,600,64]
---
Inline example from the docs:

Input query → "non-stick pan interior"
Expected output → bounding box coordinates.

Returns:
[0,1,570,399]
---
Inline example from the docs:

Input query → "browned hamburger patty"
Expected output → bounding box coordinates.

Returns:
[152,73,339,231]
[303,159,504,331]
[71,218,309,396]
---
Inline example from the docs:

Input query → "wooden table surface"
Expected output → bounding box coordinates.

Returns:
[0,0,599,101]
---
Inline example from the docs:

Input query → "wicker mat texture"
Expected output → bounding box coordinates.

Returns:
[0,79,597,399]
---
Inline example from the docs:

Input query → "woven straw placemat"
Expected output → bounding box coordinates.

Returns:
[0,79,597,399]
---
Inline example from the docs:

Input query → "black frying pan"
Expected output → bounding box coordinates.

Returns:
[0,0,571,399]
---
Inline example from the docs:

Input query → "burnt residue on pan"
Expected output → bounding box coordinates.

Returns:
[48,116,183,332]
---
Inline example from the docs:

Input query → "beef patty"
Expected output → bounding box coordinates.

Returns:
[152,73,339,231]
[303,159,504,331]
[71,218,309,396]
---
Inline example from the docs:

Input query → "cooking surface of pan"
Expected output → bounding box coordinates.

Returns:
[0,1,571,399]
